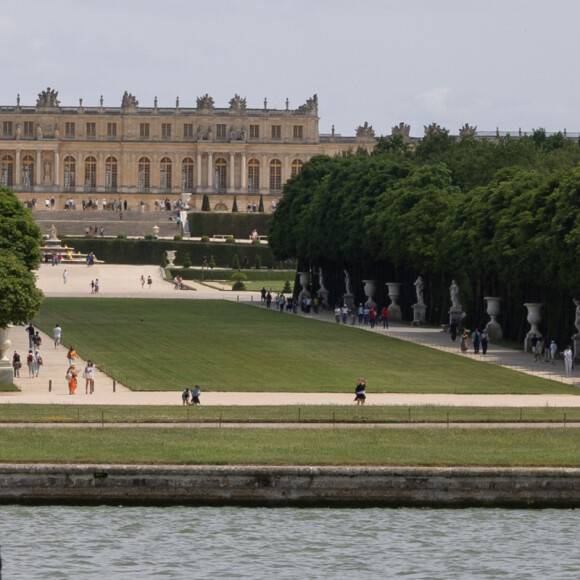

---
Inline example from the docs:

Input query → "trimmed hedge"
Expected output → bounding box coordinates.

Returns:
[167,268,295,282]
[188,213,272,239]
[66,237,279,269]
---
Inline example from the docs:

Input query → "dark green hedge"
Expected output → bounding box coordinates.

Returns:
[167,268,295,281]
[65,237,279,269]
[188,213,272,239]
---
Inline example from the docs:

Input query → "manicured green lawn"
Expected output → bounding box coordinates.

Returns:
[0,382,19,392]
[33,298,577,394]
[1,427,579,466]
[0,404,579,424]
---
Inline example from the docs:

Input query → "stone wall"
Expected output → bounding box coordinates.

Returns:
[1,465,579,508]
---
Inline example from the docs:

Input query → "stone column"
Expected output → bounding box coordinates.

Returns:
[15,150,21,185]
[196,153,202,188]
[0,326,13,384]
[207,153,213,189]
[229,153,235,190]
[386,282,402,321]
[36,151,42,186]
[54,151,60,186]
[241,154,247,190]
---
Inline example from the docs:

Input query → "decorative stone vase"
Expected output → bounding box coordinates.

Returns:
[484,296,503,340]
[0,326,13,384]
[152,225,159,239]
[386,282,402,321]
[362,279,377,309]
[165,250,176,268]
[524,303,543,352]
[181,192,192,209]
[298,271,311,301]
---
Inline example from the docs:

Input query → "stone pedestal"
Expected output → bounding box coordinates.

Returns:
[0,327,13,384]
[343,294,354,308]
[318,290,329,308]
[298,271,311,303]
[574,336,580,361]
[412,304,426,326]
[484,296,503,340]
[386,282,402,321]
[524,303,543,352]
[180,210,190,237]
[362,280,377,309]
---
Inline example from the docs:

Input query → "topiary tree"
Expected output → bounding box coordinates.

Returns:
[282,280,292,293]
[231,270,247,291]
[209,255,216,269]
[160,251,168,267]
[182,254,192,269]
[255,254,262,269]
[232,196,239,212]
[258,194,264,212]
[201,194,211,212]
[232,254,241,270]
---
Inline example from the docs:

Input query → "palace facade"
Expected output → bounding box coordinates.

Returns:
[0,88,376,211]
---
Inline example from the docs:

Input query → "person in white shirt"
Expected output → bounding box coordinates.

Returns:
[53,324,62,349]
[563,346,574,377]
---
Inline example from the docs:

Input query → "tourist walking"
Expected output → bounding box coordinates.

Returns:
[381,306,389,329]
[549,340,558,365]
[147,275,152,289]
[449,321,458,342]
[33,350,43,377]
[191,385,201,405]
[563,346,573,377]
[354,377,367,405]
[460,332,469,354]
[67,346,78,366]
[12,351,21,378]
[140,275,145,288]
[182,388,190,405]
[63,269,68,284]
[471,328,481,354]
[480,329,489,355]
[26,350,35,378]
[90,280,95,293]
[53,323,62,348]
[33,331,42,350]
[66,364,79,394]
[83,360,102,394]
[94,279,100,294]
[26,323,35,349]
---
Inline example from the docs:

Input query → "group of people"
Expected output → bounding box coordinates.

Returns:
[89,279,100,293]
[65,346,102,395]
[181,386,202,405]
[529,334,574,377]
[140,275,153,289]
[459,328,489,355]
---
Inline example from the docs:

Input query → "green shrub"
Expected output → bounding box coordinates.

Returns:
[188,213,272,239]
[232,254,241,270]
[201,235,210,242]
[232,196,239,212]
[160,252,168,267]
[251,239,261,245]
[182,254,192,269]
[258,194,264,212]
[209,255,216,269]
[201,194,211,212]
[173,234,182,241]
[255,254,262,269]
[232,280,246,291]
[144,234,154,240]
[283,280,292,293]
[225,236,236,244]
[116,233,127,240]
[231,271,248,282]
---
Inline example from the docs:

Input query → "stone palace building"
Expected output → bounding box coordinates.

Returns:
[0,88,376,211]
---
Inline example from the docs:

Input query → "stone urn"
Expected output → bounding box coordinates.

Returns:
[524,303,543,352]
[298,271,311,302]
[386,282,402,321]
[181,192,192,209]
[152,225,159,239]
[165,250,176,268]
[0,326,13,384]
[362,280,377,309]
[484,296,503,340]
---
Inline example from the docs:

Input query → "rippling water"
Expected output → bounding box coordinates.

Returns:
[1,506,579,579]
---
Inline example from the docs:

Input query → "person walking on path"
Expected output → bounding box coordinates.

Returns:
[354,377,367,405]
[66,364,79,394]
[12,351,21,378]
[534,337,543,362]
[191,385,201,406]
[53,323,62,349]
[460,332,469,354]
[549,340,558,365]
[471,328,481,354]
[140,275,145,288]
[449,321,458,342]
[83,360,102,394]
[563,345,574,377]
[147,275,152,289]
[94,279,100,294]
[26,350,35,378]
[90,280,95,293]
[67,346,78,366]
[26,323,35,349]
[381,306,389,329]
[480,329,489,355]
[63,269,68,284]
[182,388,190,405]
[33,331,42,350]
[33,350,43,377]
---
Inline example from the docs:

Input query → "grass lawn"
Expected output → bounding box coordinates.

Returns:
[1,404,579,424]
[32,298,577,394]
[0,382,19,392]
[0,427,579,466]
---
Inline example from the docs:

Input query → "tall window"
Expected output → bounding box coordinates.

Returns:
[162,123,172,138]
[269,159,282,191]
[138,157,150,191]
[216,124,227,139]
[271,125,281,140]
[84,156,97,190]
[182,157,194,190]
[249,125,259,139]
[64,156,76,189]
[140,123,150,138]
[183,123,193,138]
[214,158,227,191]
[105,157,118,191]
[22,155,34,186]
[291,159,303,176]
[65,122,75,137]
[24,121,34,137]
[248,158,260,192]
[293,125,303,139]
[107,123,117,137]
[86,122,96,138]
[3,122,13,136]
[160,157,172,190]
[1,155,14,186]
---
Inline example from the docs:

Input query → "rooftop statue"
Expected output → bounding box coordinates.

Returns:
[459,123,477,139]
[391,122,410,138]
[121,91,139,109]
[424,122,444,136]
[36,87,60,108]
[229,94,247,111]
[356,121,375,138]
[197,94,215,110]
[297,94,318,114]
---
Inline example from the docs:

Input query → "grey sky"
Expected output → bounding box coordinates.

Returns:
[2,0,578,138]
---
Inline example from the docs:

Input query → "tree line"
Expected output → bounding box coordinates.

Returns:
[268,128,580,345]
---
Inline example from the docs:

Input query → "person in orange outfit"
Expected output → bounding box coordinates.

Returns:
[66,364,79,394]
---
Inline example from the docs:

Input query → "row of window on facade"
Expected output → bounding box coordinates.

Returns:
[1,121,305,140]
[0,155,304,191]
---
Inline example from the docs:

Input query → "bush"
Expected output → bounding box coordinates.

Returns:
[201,194,211,212]
[182,255,192,269]
[116,233,127,240]
[173,235,182,241]
[160,252,168,267]
[231,271,248,282]
[144,234,154,240]
[209,255,216,269]
[251,239,261,244]
[283,280,292,293]
[258,194,264,212]
[232,254,241,270]
[232,280,246,291]
[201,235,210,242]
[225,236,236,244]
[255,254,262,269]
[232,196,239,212]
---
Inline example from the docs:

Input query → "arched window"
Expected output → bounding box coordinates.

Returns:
[64,156,76,189]
[138,157,150,191]
[160,157,172,190]
[84,156,97,190]
[215,157,227,192]
[269,159,282,192]
[291,159,303,176]
[105,157,118,191]
[248,158,260,192]
[182,157,194,190]
[22,155,34,187]
[1,155,14,187]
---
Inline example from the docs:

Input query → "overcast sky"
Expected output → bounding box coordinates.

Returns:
[1,0,578,138]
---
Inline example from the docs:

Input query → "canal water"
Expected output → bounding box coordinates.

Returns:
[1,506,579,579]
